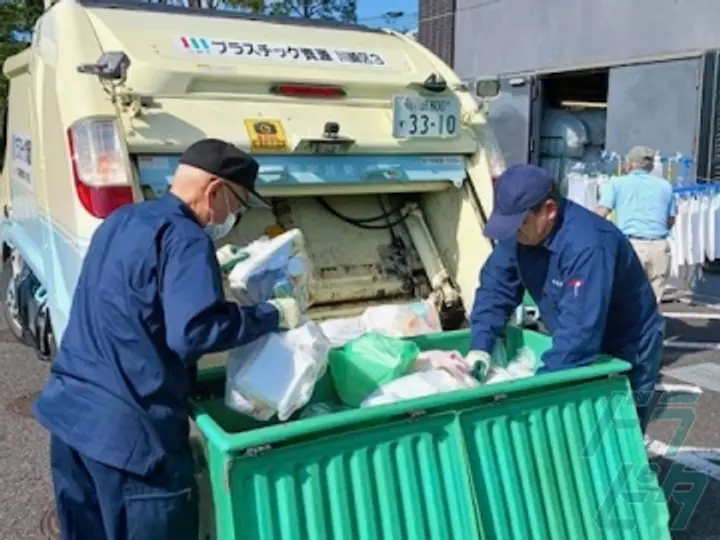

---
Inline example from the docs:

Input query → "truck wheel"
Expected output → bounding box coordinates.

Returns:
[34,308,57,363]
[1,259,31,345]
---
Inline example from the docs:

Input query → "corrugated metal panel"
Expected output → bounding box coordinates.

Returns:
[228,413,482,540]
[461,377,671,540]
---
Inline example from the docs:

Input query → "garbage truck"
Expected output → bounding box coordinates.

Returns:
[0,0,671,538]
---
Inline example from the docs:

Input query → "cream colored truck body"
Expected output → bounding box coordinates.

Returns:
[0,0,504,359]
[1,1,505,534]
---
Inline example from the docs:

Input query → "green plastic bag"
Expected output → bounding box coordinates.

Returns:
[329,332,420,407]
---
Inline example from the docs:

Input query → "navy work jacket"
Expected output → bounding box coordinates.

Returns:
[470,199,662,374]
[33,194,279,476]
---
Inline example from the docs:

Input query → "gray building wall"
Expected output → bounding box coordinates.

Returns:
[454,0,720,78]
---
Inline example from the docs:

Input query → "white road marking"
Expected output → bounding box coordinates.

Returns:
[646,439,720,482]
[654,383,703,394]
[675,447,720,461]
[666,293,720,310]
[663,363,720,393]
[663,340,720,350]
[663,311,720,320]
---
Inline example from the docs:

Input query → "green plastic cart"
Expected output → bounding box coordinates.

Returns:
[189,327,670,540]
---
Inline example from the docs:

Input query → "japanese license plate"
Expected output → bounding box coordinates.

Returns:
[392,95,461,139]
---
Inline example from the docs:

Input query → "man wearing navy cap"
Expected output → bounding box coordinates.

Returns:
[33,138,301,539]
[468,164,664,431]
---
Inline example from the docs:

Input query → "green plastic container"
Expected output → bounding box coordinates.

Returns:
[190,327,670,540]
[329,332,420,406]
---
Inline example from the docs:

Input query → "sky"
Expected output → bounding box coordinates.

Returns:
[357,0,418,31]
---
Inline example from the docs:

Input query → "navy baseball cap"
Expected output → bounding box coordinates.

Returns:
[484,164,555,241]
[180,138,270,209]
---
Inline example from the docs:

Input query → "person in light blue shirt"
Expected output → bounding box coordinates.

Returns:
[595,146,677,303]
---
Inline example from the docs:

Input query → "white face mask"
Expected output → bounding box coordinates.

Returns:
[205,212,237,241]
[205,184,239,241]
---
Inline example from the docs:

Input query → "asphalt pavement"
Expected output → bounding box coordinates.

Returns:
[1,293,720,540]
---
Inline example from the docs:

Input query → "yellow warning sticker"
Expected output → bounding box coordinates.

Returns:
[244,119,288,152]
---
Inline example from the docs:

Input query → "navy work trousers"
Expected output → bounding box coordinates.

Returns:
[631,324,665,433]
[49,435,198,540]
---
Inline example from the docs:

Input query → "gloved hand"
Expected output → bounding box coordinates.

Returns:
[267,297,302,329]
[216,245,250,274]
[465,350,492,382]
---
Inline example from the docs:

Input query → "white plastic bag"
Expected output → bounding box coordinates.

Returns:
[412,350,470,379]
[319,316,366,348]
[486,346,541,385]
[360,301,442,338]
[540,109,589,159]
[361,368,478,408]
[227,229,312,313]
[298,401,349,420]
[224,389,275,422]
[225,322,331,421]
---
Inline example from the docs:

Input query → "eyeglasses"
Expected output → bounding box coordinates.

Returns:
[225,184,251,218]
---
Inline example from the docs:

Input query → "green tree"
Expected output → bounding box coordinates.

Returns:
[266,0,356,23]
[0,0,43,107]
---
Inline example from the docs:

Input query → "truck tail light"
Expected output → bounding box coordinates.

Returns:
[270,83,346,98]
[67,119,134,219]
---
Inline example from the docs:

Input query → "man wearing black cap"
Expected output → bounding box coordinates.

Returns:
[33,138,301,539]
[468,164,664,431]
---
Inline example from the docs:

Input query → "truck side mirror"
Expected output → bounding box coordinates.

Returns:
[475,79,501,99]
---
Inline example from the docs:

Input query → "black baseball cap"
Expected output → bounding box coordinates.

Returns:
[484,164,555,241]
[179,138,270,209]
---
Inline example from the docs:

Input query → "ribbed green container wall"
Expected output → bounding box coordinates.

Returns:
[191,328,670,540]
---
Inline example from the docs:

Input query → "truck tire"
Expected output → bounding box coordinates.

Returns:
[1,259,32,345]
[33,307,57,363]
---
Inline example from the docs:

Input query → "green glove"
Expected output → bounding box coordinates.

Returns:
[465,351,492,382]
[217,245,250,273]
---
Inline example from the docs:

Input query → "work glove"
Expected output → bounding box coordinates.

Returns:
[216,245,250,274]
[268,297,303,330]
[465,350,492,382]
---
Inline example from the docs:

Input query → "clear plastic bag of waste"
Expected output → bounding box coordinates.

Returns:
[225,322,330,421]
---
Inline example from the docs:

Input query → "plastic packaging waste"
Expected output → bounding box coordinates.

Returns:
[225,322,331,421]
[329,333,420,407]
[226,229,312,313]
[298,401,349,420]
[652,152,664,179]
[361,368,479,408]
[319,301,442,348]
[485,346,542,385]
[412,350,470,380]
[540,108,589,159]
[319,316,366,348]
[360,301,442,338]
[224,390,275,422]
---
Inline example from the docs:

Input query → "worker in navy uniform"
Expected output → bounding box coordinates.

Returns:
[33,139,302,540]
[467,164,664,432]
